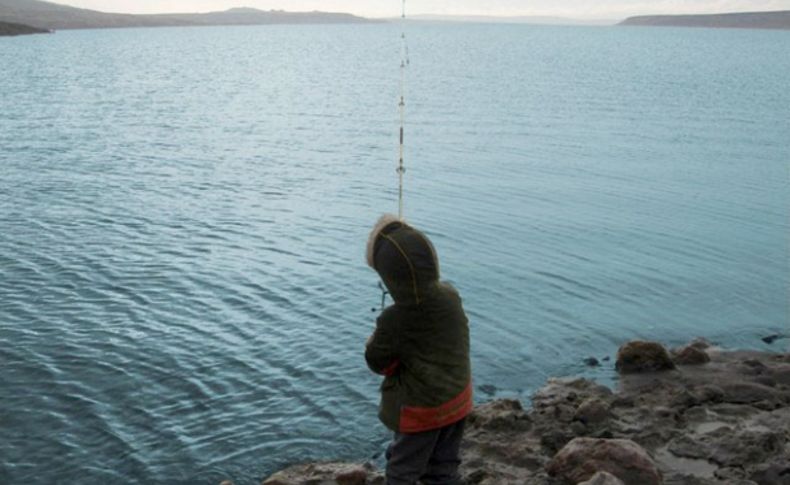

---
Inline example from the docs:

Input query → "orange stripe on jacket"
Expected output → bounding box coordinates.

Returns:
[399,382,473,433]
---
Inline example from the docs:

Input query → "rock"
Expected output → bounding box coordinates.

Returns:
[694,385,725,402]
[773,365,790,386]
[546,437,662,485]
[616,341,676,374]
[672,345,710,365]
[584,357,600,367]
[688,337,713,350]
[570,421,587,436]
[574,398,611,425]
[669,426,787,469]
[740,359,769,375]
[466,399,531,432]
[762,334,786,344]
[533,379,613,410]
[262,462,380,485]
[478,384,497,396]
[668,389,699,408]
[541,429,576,454]
[264,343,790,485]
[750,460,790,485]
[219,481,234,485]
[335,466,369,485]
[709,429,786,467]
[720,382,782,404]
[578,471,626,485]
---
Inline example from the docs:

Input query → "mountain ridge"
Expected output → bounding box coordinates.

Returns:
[620,10,790,30]
[0,19,49,35]
[0,0,375,30]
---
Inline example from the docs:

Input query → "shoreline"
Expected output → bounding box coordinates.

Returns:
[255,338,789,485]
[0,21,50,36]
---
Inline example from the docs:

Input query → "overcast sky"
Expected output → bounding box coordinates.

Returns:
[52,0,790,19]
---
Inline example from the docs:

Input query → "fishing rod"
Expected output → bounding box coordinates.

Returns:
[372,1,410,313]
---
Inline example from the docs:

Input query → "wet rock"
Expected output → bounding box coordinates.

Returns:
[262,462,380,485]
[740,359,769,375]
[762,334,786,345]
[773,365,790,386]
[672,345,710,365]
[616,341,676,374]
[574,398,611,426]
[578,471,625,485]
[570,421,587,436]
[750,460,790,485]
[720,382,783,404]
[669,426,786,469]
[669,389,699,408]
[688,337,713,350]
[690,385,725,404]
[533,378,612,410]
[466,399,531,432]
[709,429,786,467]
[541,429,576,454]
[477,384,497,396]
[546,437,662,485]
[584,357,600,367]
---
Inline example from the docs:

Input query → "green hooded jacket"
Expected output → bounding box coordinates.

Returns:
[365,215,472,433]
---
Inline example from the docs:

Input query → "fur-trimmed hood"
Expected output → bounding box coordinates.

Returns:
[366,214,440,306]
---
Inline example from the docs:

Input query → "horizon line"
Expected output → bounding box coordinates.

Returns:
[28,1,790,21]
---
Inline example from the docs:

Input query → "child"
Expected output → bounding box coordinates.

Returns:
[365,214,472,485]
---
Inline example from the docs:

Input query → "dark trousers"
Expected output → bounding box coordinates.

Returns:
[385,418,465,485]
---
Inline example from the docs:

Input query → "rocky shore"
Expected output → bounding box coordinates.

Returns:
[253,339,789,485]
[0,21,50,36]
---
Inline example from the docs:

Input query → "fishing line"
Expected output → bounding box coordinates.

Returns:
[397,0,409,220]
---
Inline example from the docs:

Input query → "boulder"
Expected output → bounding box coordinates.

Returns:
[672,345,710,365]
[573,398,611,425]
[616,341,675,374]
[546,437,662,485]
[578,471,626,485]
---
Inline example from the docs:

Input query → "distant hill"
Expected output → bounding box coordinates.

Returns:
[0,0,374,31]
[157,8,374,27]
[620,10,790,30]
[0,19,49,35]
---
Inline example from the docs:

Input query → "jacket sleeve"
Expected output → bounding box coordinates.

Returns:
[365,312,400,376]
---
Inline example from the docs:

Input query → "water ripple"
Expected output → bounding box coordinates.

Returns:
[1,22,788,485]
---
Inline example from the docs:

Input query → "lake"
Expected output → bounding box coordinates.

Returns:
[1,22,788,484]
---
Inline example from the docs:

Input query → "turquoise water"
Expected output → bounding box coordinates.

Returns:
[1,23,788,484]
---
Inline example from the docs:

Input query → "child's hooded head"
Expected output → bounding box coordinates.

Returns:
[366,214,440,306]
